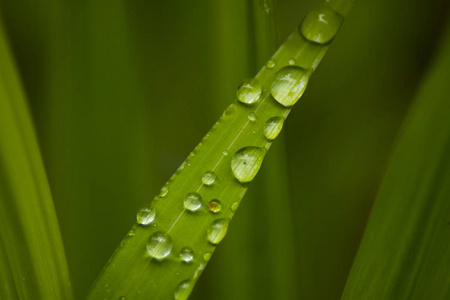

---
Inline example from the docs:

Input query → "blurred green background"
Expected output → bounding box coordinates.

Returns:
[0,0,448,299]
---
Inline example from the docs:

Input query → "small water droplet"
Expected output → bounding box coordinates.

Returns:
[202,171,216,186]
[119,296,127,300]
[264,117,285,140]
[224,104,236,116]
[231,201,239,212]
[127,229,135,237]
[179,162,186,171]
[207,218,229,244]
[289,58,296,65]
[236,78,262,105]
[183,192,202,212]
[193,263,206,279]
[189,152,195,158]
[137,207,156,225]
[223,150,229,156]
[146,231,172,260]
[266,59,276,69]
[299,5,343,44]
[180,247,194,263]
[231,147,265,183]
[270,66,309,107]
[159,185,169,197]
[248,112,257,122]
[174,280,190,300]
[208,200,222,213]
[203,252,212,262]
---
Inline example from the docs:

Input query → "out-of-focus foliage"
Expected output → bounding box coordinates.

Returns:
[0,0,448,299]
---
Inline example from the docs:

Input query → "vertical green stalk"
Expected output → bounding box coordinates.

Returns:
[0,21,73,299]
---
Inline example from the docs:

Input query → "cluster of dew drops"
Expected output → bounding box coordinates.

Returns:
[130,4,342,299]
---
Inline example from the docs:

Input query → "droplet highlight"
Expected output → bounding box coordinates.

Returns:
[183,192,202,212]
[174,280,190,300]
[207,218,229,244]
[236,78,262,105]
[136,207,156,225]
[264,117,285,140]
[270,66,309,107]
[231,147,265,183]
[202,171,216,186]
[208,200,222,213]
[146,231,172,260]
[180,247,194,263]
[299,5,343,44]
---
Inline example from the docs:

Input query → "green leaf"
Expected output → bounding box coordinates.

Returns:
[342,19,450,300]
[87,1,355,299]
[0,21,72,300]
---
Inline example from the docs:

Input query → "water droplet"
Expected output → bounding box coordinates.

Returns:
[223,150,229,156]
[266,59,276,69]
[159,185,169,197]
[193,263,206,279]
[203,252,212,262]
[208,200,222,213]
[119,297,127,300]
[236,78,262,105]
[183,192,202,212]
[264,117,285,140]
[146,231,172,260]
[270,66,309,107]
[224,104,236,116]
[299,5,343,44]
[231,147,265,183]
[289,58,296,65]
[202,171,216,186]
[248,112,257,122]
[207,218,229,244]
[137,207,156,225]
[180,247,194,263]
[231,201,239,212]
[127,229,135,237]
[174,280,190,300]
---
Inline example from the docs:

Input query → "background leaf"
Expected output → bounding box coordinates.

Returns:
[342,17,450,300]
[0,21,72,300]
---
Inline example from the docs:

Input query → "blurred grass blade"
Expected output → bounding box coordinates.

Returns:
[88,1,355,299]
[342,18,450,300]
[0,22,72,299]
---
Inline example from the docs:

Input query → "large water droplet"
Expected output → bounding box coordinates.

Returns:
[231,147,265,183]
[146,231,172,260]
[299,5,343,44]
[174,280,190,300]
[183,192,202,212]
[270,66,309,107]
[208,200,222,213]
[136,207,156,225]
[180,247,194,263]
[236,78,262,105]
[202,171,216,186]
[264,117,285,140]
[207,218,229,244]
